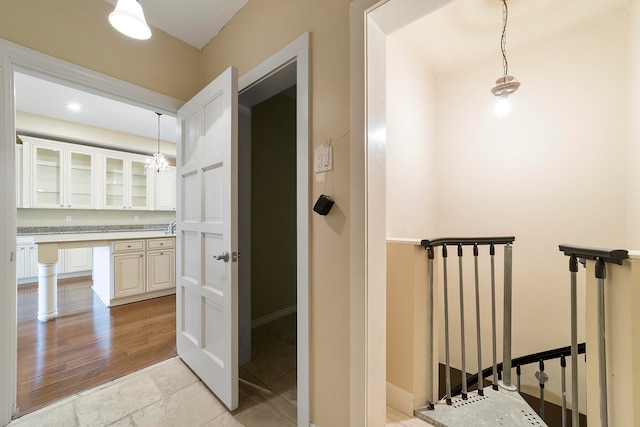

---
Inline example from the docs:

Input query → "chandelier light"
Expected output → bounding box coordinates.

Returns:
[491,0,520,115]
[108,0,151,40]
[146,112,168,173]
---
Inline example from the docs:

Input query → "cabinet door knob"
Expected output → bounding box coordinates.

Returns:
[139,254,143,257]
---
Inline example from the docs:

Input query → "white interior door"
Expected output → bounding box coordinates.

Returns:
[176,66,239,410]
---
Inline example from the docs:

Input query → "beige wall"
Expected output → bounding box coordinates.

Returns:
[200,1,353,424]
[0,0,200,101]
[250,92,297,321]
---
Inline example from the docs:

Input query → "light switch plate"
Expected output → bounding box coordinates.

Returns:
[314,146,333,173]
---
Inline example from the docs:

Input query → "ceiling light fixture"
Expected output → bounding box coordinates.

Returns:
[491,0,520,115]
[108,0,151,40]
[67,103,82,112]
[145,112,168,173]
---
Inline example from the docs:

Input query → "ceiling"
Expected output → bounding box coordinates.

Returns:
[396,0,633,76]
[15,72,177,143]
[103,0,248,49]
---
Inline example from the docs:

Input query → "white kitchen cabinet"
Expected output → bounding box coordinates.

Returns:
[62,247,93,273]
[24,136,95,209]
[16,243,38,280]
[146,237,175,291]
[154,166,176,211]
[15,245,27,279]
[113,251,146,298]
[27,244,39,277]
[93,237,175,307]
[16,144,23,208]
[103,155,152,210]
[147,249,176,291]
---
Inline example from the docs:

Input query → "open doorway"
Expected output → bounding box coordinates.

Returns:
[237,62,298,412]
[13,71,179,416]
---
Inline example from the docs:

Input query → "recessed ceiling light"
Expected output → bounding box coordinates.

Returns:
[67,103,82,112]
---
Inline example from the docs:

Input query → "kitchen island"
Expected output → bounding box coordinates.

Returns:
[18,227,175,321]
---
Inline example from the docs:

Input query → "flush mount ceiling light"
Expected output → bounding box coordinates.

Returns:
[145,112,168,173]
[491,0,520,115]
[108,0,151,40]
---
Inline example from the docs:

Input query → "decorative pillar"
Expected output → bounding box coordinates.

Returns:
[36,243,59,322]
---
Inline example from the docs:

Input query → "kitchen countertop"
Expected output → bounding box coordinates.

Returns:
[17,224,175,244]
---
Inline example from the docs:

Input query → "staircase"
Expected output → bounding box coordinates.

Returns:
[406,237,628,427]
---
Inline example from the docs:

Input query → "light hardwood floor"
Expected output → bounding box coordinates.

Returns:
[16,277,176,417]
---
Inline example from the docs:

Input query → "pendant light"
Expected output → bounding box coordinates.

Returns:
[108,0,151,40]
[145,112,168,173]
[491,0,520,115]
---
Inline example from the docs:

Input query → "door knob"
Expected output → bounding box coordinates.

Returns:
[215,252,230,262]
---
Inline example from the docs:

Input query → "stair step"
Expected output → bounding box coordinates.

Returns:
[415,386,547,427]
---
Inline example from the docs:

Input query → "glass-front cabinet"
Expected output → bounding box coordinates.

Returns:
[29,140,95,209]
[32,144,63,207]
[103,155,151,210]
[19,135,162,211]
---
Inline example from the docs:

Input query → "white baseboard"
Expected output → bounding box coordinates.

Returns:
[386,381,414,417]
[251,304,297,328]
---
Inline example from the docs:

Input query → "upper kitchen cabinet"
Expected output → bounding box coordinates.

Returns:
[22,136,95,209]
[16,144,23,208]
[103,154,152,210]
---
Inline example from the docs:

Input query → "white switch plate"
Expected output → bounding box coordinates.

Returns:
[65,216,72,222]
[314,146,332,173]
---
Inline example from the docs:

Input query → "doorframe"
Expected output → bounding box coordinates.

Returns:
[237,32,310,426]
[349,0,451,425]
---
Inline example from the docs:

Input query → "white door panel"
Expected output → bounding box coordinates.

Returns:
[176,66,239,410]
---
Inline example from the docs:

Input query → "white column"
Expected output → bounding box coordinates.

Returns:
[37,262,58,322]
[36,243,59,322]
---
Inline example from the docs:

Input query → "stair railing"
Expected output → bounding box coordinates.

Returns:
[558,244,628,427]
[420,236,515,408]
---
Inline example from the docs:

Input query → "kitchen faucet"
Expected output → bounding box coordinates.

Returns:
[167,219,177,234]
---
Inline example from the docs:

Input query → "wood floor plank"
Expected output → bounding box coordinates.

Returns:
[16,277,176,417]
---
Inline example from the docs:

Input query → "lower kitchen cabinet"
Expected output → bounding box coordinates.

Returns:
[92,237,175,307]
[15,244,35,280]
[16,242,93,283]
[113,251,146,298]
[147,249,175,291]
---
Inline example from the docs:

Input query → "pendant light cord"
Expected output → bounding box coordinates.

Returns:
[156,112,161,153]
[501,0,509,77]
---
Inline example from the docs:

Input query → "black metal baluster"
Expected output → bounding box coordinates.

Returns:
[516,364,521,393]
[458,244,467,400]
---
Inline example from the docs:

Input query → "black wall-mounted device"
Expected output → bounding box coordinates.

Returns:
[313,194,334,216]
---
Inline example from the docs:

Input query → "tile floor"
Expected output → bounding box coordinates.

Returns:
[9,311,434,426]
